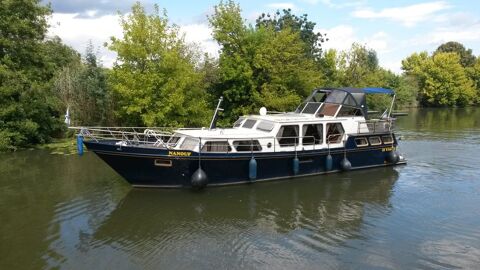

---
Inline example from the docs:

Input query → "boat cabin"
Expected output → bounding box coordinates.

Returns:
[167,88,396,154]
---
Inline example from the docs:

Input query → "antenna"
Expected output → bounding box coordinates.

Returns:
[209,96,224,130]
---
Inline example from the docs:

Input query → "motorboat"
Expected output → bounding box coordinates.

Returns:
[72,87,406,188]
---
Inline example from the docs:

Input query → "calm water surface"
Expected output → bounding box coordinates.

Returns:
[1,108,480,269]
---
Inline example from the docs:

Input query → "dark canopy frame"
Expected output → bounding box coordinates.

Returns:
[304,87,395,118]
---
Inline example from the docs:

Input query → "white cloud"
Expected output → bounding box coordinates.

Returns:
[428,25,480,44]
[48,14,220,67]
[319,25,356,51]
[266,2,297,10]
[48,13,122,67]
[180,23,220,57]
[318,25,401,72]
[406,14,480,52]
[319,26,390,53]
[352,1,451,27]
[311,0,366,9]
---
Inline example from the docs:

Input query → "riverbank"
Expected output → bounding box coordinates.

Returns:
[35,138,78,155]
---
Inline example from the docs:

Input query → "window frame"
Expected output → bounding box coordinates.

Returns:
[336,105,363,117]
[326,123,345,144]
[302,123,323,145]
[354,137,369,147]
[242,119,257,129]
[276,125,300,147]
[368,136,382,146]
[317,103,341,117]
[233,140,263,152]
[233,117,245,128]
[180,137,199,151]
[166,135,182,147]
[301,102,322,114]
[382,135,394,144]
[201,140,232,153]
[256,120,275,132]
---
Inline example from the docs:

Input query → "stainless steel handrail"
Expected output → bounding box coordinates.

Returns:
[356,118,395,134]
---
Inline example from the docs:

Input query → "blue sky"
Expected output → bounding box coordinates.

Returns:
[46,0,480,73]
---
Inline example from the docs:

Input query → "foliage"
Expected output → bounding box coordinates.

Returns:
[435,41,476,68]
[106,3,209,127]
[53,42,112,126]
[318,49,341,87]
[0,0,78,151]
[466,58,480,96]
[403,51,476,106]
[256,8,327,61]
[336,43,381,87]
[209,0,322,123]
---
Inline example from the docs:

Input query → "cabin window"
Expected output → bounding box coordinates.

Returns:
[302,124,323,145]
[343,95,358,107]
[242,119,257,129]
[317,103,340,117]
[180,137,199,151]
[369,136,382,146]
[166,136,182,147]
[295,102,307,113]
[233,117,244,127]
[202,141,231,152]
[382,135,394,144]
[277,125,299,147]
[354,137,368,147]
[326,123,345,144]
[337,106,363,117]
[302,102,322,114]
[325,91,347,104]
[233,140,262,152]
[256,121,275,132]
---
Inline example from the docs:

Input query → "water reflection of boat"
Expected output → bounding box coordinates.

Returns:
[72,88,406,188]
[93,168,399,251]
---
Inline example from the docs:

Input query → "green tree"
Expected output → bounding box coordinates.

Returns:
[318,49,341,87]
[435,41,476,67]
[54,42,112,126]
[0,0,78,150]
[403,52,476,106]
[466,58,480,98]
[256,8,327,60]
[337,43,380,87]
[209,0,322,123]
[106,2,209,127]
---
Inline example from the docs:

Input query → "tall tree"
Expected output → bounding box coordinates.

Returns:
[0,0,77,150]
[256,8,327,61]
[54,41,112,126]
[403,51,476,106]
[466,58,480,97]
[209,0,322,123]
[435,41,476,68]
[106,3,209,127]
[337,43,381,87]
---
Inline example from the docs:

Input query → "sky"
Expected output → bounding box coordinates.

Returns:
[46,0,480,73]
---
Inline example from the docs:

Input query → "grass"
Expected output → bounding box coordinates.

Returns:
[36,138,81,155]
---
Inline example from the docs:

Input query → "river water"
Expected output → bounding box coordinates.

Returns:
[1,108,480,269]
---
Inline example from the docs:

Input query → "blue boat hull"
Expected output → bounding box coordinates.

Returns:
[84,134,406,188]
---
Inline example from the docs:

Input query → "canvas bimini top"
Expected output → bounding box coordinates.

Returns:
[298,87,395,119]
